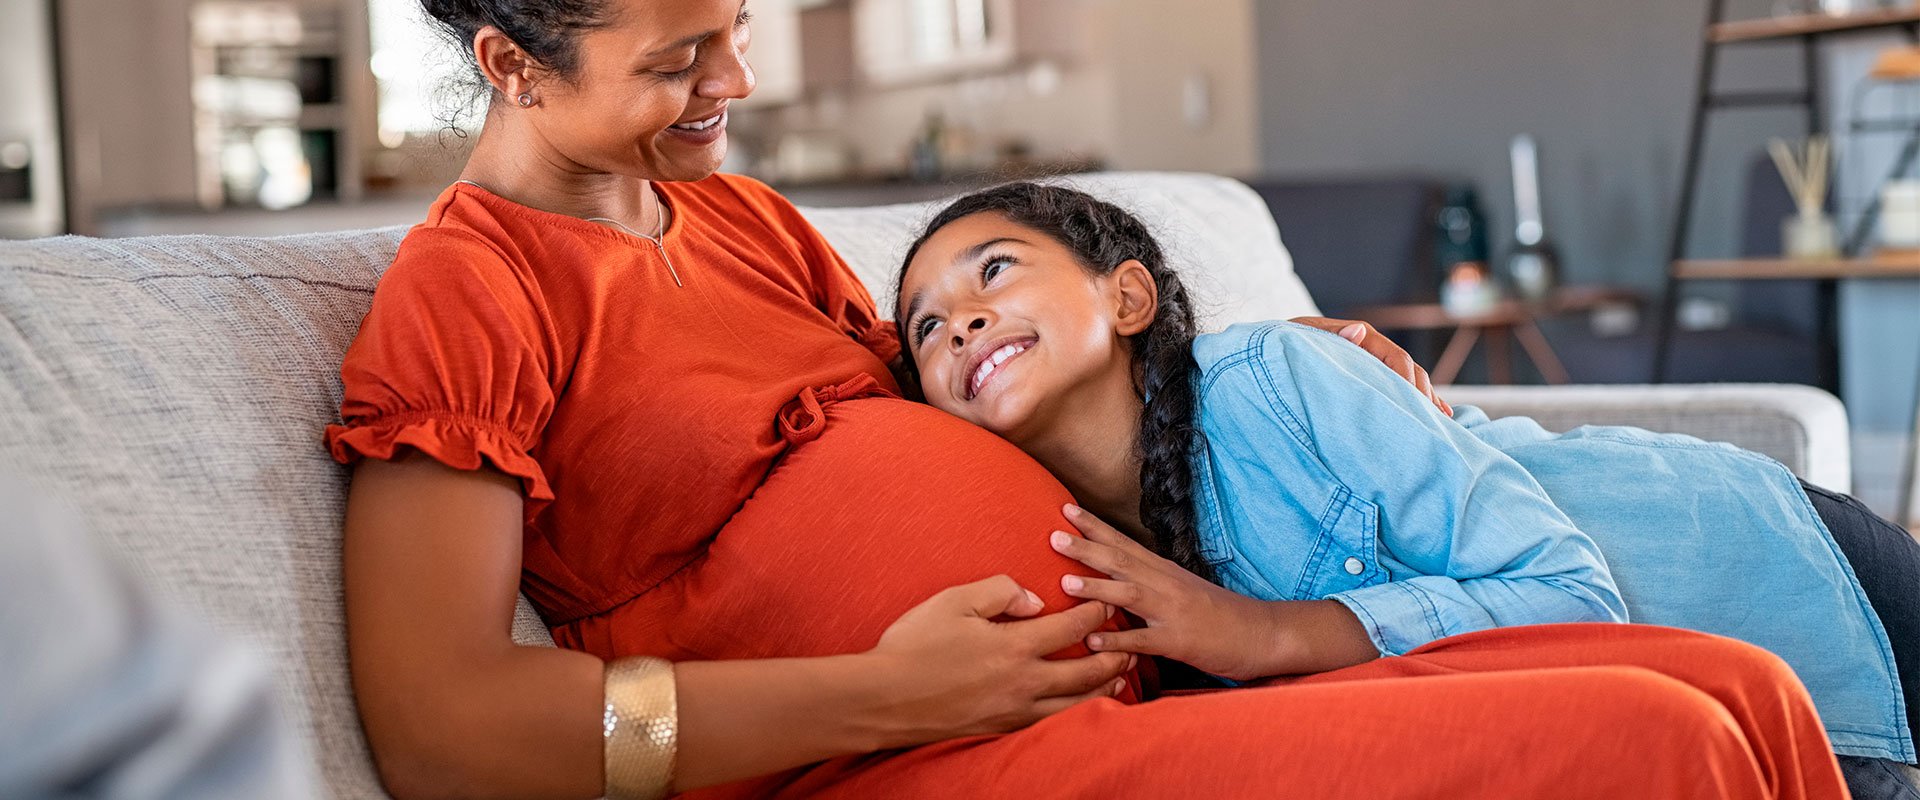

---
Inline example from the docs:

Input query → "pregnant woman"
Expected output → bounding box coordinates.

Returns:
[328,1,1850,797]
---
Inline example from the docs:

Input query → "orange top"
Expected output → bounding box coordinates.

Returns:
[325,176,899,624]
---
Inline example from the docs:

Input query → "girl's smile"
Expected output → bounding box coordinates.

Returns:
[963,336,1036,401]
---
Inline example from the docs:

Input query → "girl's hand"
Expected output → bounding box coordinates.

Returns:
[1049,505,1285,681]
[863,574,1135,748]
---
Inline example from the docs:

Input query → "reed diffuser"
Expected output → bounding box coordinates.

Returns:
[1769,135,1838,259]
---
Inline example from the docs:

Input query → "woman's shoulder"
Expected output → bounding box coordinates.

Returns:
[374,193,551,317]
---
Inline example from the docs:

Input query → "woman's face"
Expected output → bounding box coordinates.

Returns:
[528,0,756,182]
[898,212,1148,445]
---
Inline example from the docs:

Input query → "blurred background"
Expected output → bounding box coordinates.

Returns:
[2,0,1916,520]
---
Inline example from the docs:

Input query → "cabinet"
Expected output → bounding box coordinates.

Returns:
[852,0,1084,86]
[189,1,367,209]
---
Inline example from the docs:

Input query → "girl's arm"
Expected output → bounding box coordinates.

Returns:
[345,455,1131,800]
[1050,507,1379,680]
[1230,323,1626,655]
[1053,323,1624,679]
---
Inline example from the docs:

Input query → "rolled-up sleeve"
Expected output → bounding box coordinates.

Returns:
[1231,324,1627,654]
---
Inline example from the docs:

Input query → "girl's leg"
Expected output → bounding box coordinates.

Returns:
[706,624,1844,800]
[1802,479,1920,753]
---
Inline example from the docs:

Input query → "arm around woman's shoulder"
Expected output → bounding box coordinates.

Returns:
[1198,322,1627,655]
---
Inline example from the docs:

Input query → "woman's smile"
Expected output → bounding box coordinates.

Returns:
[664,107,728,146]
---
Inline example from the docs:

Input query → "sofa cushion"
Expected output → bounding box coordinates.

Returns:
[0,171,1310,799]
[804,171,1319,326]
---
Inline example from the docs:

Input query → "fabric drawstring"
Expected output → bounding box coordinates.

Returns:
[776,374,891,446]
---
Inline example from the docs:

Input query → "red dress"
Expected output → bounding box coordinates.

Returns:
[327,177,1844,799]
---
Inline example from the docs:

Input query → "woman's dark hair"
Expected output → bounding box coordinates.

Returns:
[894,183,1213,582]
[418,0,615,127]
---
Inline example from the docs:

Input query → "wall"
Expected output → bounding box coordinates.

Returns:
[1255,0,1803,290]
[1098,0,1259,175]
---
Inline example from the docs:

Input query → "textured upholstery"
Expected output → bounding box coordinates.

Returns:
[1446,383,1851,492]
[0,171,1851,798]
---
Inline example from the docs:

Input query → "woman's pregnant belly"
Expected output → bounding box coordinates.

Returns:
[564,397,1134,688]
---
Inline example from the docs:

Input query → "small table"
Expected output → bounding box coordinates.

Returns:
[1349,286,1644,386]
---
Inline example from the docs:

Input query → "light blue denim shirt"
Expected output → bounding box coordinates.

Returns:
[1191,321,1911,762]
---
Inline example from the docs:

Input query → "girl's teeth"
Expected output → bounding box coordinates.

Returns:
[675,114,722,131]
[971,343,1029,397]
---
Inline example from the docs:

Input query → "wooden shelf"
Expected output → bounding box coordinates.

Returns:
[1710,7,1920,43]
[1673,258,1920,279]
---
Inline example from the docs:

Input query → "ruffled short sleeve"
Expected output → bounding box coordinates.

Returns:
[324,226,558,518]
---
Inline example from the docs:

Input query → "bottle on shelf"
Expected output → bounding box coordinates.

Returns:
[1434,184,1491,290]
[1504,134,1561,301]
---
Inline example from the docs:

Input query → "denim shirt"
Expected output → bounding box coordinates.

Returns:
[1191,321,1911,762]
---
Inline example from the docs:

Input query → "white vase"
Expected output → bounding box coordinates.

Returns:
[1783,213,1839,259]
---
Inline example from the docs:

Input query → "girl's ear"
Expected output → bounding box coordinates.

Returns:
[1111,259,1160,336]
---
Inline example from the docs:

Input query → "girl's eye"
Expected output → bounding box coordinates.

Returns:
[737,7,754,26]
[982,256,1013,283]
[913,317,941,346]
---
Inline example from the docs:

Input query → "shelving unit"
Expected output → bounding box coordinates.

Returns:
[189,1,366,210]
[1673,257,1920,279]
[1653,0,1920,389]
[1660,3,1920,524]
[1710,7,1920,43]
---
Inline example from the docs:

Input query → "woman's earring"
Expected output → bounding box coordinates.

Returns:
[516,92,535,108]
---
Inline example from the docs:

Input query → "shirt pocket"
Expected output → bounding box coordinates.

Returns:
[1191,440,1286,601]
[1293,486,1386,601]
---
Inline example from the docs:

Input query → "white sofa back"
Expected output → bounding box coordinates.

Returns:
[0,172,1314,799]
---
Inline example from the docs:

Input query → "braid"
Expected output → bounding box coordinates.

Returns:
[897,183,1213,582]
[1133,266,1212,583]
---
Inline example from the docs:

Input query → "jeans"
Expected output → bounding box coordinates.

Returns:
[1802,480,1920,799]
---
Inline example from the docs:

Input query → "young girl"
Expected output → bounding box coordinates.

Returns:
[894,182,1920,797]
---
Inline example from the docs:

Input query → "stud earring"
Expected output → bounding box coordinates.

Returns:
[517,92,535,108]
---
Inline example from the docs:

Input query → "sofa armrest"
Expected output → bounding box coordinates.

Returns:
[1443,383,1852,493]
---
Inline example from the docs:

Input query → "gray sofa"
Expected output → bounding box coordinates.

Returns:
[0,172,1851,798]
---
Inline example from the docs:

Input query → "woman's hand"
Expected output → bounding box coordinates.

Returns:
[861,574,1135,749]
[1289,317,1452,416]
[1047,506,1287,681]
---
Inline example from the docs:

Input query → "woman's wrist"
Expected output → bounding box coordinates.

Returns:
[838,650,946,752]
[670,652,905,792]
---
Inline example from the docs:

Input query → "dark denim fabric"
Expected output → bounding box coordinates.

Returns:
[1803,480,1920,752]
[1804,481,1920,800]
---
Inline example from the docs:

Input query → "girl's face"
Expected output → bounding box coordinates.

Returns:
[898,212,1156,445]
[524,0,756,182]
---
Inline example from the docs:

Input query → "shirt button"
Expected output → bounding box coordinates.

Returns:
[1343,557,1365,575]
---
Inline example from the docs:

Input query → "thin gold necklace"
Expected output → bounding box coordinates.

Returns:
[455,179,683,287]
